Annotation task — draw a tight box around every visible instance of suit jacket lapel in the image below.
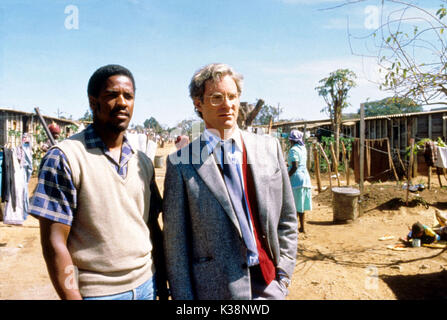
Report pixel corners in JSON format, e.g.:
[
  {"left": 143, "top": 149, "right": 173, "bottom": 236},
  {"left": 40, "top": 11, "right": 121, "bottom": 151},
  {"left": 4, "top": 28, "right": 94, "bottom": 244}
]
[
  {"left": 240, "top": 131, "right": 269, "bottom": 236},
  {"left": 191, "top": 135, "right": 242, "bottom": 237}
]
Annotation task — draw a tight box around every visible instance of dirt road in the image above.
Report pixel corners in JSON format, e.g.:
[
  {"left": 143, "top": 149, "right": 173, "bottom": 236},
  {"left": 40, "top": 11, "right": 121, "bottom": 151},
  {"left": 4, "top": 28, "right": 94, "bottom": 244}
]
[{"left": 1, "top": 142, "right": 446, "bottom": 299}]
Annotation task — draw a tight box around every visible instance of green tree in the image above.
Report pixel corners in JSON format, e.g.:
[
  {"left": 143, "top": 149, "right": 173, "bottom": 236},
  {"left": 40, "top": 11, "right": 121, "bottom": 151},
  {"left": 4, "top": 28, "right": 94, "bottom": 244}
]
[
  {"left": 253, "top": 104, "right": 284, "bottom": 125},
  {"left": 143, "top": 117, "right": 162, "bottom": 133},
  {"left": 361, "top": 97, "right": 422, "bottom": 117},
  {"left": 79, "top": 109, "right": 93, "bottom": 122},
  {"left": 315, "top": 68, "right": 357, "bottom": 159},
  {"left": 172, "top": 118, "right": 204, "bottom": 139}
]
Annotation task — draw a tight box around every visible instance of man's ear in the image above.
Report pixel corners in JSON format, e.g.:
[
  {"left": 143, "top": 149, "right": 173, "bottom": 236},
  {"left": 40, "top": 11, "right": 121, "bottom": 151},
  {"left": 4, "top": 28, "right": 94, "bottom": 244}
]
[
  {"left": 193, "top": 98, "right": 202, "bottom": 113},
  {"left": 88, "top": 96, "right": 98, "bottom": 112}
]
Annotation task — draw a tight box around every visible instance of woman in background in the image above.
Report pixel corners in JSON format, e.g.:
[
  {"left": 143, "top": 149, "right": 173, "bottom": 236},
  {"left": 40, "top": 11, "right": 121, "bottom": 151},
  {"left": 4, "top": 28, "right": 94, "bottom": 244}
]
[{"left": 288, "top": 130, "right": 312, "bottom": 233}]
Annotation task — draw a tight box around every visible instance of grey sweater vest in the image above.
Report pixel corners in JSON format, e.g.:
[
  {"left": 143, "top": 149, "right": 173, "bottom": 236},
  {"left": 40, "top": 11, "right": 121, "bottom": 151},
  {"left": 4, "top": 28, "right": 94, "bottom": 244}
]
[{"left": 56, "top": 131, "right": 154, "bottom": 297}]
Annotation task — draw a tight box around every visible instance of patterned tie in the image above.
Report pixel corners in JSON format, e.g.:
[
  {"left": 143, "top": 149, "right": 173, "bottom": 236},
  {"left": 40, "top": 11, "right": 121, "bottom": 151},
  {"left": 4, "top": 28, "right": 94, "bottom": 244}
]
[{"left": 219, "top": 140, "right": 258, "bottom": 259}]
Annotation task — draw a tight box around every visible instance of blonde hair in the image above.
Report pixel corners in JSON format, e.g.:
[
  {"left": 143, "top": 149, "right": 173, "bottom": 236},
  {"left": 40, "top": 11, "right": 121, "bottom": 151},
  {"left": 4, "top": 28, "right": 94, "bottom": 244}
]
[{"left": 189, "top": 63, "right": 243, "bottom": 118}]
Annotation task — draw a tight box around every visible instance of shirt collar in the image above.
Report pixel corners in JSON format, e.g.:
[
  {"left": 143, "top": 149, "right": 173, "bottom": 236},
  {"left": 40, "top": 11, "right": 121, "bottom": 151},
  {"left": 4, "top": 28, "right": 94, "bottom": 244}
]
[
  {"left": 84, "top": 124, "right": 134, "bottom": 165},
  {"left": 203, "top": 127, "right": 243, "bottom": 155},
  {"left": 84, "top": 124, "right": 133, "bottom": 150},
  {"left": 84, "top": 124, "right": 105, "bottom": 150}
]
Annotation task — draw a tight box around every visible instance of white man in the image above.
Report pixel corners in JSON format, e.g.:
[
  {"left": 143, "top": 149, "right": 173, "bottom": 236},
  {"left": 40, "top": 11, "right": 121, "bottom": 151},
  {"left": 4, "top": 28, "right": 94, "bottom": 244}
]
[{"left": 162, "top": 63, "right": 298, "bottom": 300}]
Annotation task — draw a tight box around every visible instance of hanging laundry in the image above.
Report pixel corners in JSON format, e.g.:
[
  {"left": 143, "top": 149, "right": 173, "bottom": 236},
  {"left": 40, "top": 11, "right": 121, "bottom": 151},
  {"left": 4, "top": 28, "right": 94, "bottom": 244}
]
[
  {"left": 18, "top": 137, "right": 33, "bottom": 219},
  {"left": 22, "top": 142, "right": 33, "bottom": 183},
  {"left": 2, "top": 148, "right": 16, "bottom": 210},
  {"left": 0, "top": 149, "right": 3, "bottom": 199},
  {"left": 3, "top": 148, "right": 26, "bottom": 225},
  {"left": 435, "top": 146, "right": 447, "bottom": 169},
  {"left": 423, "top": 140, "right": 438, "bottom": 167}
]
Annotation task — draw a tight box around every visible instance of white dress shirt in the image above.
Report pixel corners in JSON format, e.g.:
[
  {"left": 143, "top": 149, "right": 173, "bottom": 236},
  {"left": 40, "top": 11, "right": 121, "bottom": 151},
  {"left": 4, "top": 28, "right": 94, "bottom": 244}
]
[{"left": 202, "top": 127, "right": 259, "bottom": 266}]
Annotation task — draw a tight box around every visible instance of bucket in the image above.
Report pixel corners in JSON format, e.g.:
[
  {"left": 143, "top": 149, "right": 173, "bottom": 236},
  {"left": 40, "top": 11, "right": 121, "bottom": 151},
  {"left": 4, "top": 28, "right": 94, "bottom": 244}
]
[
  {"left": 332, "top": 187, "right": 360, "bottom": 224},
  {"left": 154, "top": 155, "right": 165, "bottom": 168},
  {"left": 412, "top": 238, "right": 421, "bottom": 247}
]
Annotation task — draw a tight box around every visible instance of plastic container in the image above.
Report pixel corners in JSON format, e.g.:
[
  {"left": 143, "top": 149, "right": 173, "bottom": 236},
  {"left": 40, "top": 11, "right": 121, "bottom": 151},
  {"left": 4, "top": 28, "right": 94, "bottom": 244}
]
[
  {"left": 332, "top": 187, "right": 361, "bottom": 224},
  {"left": 154, "top": 155, "right": 165, "bottom": 168}
]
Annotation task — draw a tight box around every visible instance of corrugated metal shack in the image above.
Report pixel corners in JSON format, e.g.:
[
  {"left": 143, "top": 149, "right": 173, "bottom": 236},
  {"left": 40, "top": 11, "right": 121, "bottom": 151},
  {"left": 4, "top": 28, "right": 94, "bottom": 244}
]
[
  {"left": 0, "top": 107, "right": 79, "bottom": 147},
  {"left": 265, "top": 108, "right": 447, "bottom": 175}
]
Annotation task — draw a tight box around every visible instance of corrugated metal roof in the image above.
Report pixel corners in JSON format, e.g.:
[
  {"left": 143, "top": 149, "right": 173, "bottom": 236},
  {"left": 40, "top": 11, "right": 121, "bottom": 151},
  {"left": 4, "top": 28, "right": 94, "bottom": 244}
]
[
  {"left": 357, "top": 108, "right": 447, "bottom": 121},
  {"left": 265, "top": 108, "right": 447, "bottom": 128},
  {"left": 0, "top": 107, "right": 80, "bottom": 125}
]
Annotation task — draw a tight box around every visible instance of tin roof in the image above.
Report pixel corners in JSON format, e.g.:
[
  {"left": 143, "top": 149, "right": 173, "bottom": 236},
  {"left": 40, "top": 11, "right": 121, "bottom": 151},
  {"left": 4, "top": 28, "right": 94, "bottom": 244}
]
[
  {"left": 0, "top": 107, "right": 80, "bottom": 125},
  {"left": 266, "top": 108, "right": 447, "bottom": 128}
]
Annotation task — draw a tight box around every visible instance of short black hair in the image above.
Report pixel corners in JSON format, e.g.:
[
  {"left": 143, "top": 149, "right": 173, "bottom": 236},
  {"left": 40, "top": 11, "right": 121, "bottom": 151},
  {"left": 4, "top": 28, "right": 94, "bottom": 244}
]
[
  {"left": 412, "top": 222, "right": 424, "bottom": 236},
  {"left": 87, "top": 64, "right": 136, "bottom": 98}
]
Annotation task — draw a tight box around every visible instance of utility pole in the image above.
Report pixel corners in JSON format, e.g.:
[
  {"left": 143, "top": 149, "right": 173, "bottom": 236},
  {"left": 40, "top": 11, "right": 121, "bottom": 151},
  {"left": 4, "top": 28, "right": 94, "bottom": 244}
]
[
  {"left": 277, "top": 103, "right": 281, "bottom": 122},
  {"left": 359, "top": 103, "right": 365, "bottom": 216},
  {"left": 35, "top": 107, "right": 56, "bottom": 146}
]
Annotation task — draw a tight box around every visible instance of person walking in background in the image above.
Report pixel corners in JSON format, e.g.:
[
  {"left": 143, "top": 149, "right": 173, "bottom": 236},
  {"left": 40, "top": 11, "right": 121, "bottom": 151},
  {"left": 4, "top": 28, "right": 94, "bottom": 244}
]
[{"left": 288, "top": 129, "right": 312, "bottom": 233}]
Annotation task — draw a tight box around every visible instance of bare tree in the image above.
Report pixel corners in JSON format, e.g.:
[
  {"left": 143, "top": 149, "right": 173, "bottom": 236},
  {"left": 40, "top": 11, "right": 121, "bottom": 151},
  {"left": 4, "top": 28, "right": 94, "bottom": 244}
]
[
  {"left": 346, "top": 0, "right": 447, "bottom": 106},
  {"left": 237, "top": 99, "right": 265, "bottom": 129}
]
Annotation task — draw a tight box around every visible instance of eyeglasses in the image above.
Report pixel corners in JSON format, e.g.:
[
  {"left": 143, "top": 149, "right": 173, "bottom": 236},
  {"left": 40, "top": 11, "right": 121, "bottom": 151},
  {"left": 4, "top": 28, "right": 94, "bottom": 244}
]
[{"left": 206, "top": 92, "right": 239, "bottom": 107}]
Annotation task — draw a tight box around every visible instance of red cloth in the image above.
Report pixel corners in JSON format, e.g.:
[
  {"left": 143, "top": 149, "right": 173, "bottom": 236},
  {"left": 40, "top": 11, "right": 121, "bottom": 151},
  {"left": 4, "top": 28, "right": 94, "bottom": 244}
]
[
  {"left": 241, "top": 142, "right": 276, "bottom": 285},
  {"left": 48, "top": 123, "right": 61, "bottom": 134}
]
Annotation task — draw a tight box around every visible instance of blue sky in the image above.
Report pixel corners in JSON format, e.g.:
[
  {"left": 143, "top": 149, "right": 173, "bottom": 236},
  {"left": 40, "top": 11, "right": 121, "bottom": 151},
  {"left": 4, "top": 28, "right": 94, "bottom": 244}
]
[{"left": 0, "top": 0, "right": 442, "bottom": 128}]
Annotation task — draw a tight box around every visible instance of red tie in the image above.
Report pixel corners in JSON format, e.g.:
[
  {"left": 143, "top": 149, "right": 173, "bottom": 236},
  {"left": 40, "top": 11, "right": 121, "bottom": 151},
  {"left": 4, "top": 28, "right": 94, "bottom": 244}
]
[{"left": 241, "top": 141, "right": 276, "bottom": 285}]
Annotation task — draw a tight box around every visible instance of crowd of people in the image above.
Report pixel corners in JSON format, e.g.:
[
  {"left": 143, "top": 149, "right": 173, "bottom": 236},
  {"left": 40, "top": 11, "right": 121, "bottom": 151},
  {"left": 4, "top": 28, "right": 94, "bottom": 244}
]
[{"left": 27, "top": 63, "right": 313, "bottom": 300}]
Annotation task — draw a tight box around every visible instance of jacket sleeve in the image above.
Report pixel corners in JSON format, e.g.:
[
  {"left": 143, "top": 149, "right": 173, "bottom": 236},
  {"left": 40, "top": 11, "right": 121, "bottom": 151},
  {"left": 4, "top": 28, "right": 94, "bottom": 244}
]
[
  {"left": 162, "top": 156, "right": 195, "bottom": 299},
  {"left": 275, "top": 138, "right": 299, "bottom": 278}
]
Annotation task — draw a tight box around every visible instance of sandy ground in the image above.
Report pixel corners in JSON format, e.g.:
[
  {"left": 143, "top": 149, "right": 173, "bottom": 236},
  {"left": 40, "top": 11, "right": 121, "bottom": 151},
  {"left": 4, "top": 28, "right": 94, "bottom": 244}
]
[{"left": 1, "top": 142, "right": 447, "bottom": 300}]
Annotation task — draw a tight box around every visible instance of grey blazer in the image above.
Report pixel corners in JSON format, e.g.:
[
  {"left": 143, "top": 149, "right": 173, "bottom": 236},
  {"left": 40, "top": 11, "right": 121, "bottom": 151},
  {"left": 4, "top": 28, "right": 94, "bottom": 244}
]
[{"left": 162, "top": 130, "right": 298, "bottom": 300}]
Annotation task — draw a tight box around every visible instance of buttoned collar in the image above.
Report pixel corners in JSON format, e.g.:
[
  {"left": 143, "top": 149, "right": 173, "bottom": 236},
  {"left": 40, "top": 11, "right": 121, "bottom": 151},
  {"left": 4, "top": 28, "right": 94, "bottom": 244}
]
[{"left": 202, "top": 127, "right": 243, "bottom": 156}]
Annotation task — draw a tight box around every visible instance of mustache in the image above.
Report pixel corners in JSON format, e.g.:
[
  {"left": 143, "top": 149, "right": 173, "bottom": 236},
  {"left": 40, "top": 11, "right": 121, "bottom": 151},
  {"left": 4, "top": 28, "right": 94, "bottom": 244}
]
[{"left": 110, "top": 107, "right": 130, "bottom": 117}]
